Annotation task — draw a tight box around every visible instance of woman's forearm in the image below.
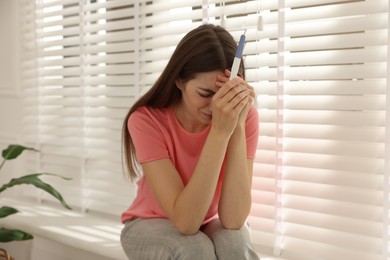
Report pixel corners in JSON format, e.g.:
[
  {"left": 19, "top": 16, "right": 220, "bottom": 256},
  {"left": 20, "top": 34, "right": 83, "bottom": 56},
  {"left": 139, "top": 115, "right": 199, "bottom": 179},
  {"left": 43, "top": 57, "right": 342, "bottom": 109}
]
[
  {"left": 218, "top": 126, "right": 252, "bottom": 229},
  {"left": 171, "top": 128, "right": 229, "bottom": 235}
]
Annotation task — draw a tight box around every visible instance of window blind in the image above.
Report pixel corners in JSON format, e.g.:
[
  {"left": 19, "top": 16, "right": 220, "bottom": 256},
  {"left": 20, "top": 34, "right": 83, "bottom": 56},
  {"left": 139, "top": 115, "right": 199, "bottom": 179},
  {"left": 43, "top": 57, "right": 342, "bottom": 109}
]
[
  {"left": 239, "top": 0, "right": 386, "bottom": 259},
  {"left": 17, "top": 0, "right": 390, "bottom": 259},
  {"left": 19, "top": 0, "right": 139, "bottom": 216},
  {"left": 18, "top": 0, "right": 206, "bottom": 215}
]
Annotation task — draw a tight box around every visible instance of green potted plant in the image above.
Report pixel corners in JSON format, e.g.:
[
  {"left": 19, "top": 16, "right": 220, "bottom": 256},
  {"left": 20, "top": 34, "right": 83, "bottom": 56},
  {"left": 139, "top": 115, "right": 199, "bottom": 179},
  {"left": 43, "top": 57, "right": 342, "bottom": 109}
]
[{"left": 0, "top": 144, "right": 71, "bottom": 257}]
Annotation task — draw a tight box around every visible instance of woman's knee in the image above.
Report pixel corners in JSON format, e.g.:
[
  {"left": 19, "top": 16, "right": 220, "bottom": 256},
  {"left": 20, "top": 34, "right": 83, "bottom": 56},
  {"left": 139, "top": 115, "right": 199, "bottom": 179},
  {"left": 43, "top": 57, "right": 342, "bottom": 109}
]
[
  {"left": 174, "top": 232, "right": 216, "bottom": 260},
  {"left": 122, "top": 232, "right": 216, "bottom": 260},
  {"left": 203, "top": 220, "right": 259, "bottom": 260},
  {"left": 121, "top": 218, "right": 216, "bottom": 260}
]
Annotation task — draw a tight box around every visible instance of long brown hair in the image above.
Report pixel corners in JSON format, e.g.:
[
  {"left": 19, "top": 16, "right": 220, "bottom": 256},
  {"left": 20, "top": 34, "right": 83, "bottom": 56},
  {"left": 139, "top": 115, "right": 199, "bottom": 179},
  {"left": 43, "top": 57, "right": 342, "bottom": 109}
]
[{"left": 122, "top": 24, "right": 245, "bottom": 179}]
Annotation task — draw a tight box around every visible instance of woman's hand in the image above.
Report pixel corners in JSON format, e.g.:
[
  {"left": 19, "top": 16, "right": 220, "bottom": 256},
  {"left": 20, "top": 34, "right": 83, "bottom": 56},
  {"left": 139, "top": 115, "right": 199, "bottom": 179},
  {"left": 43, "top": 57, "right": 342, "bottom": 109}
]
[
  {"left": 216, "top": 70, "right": 255, "bottom": 128},
  {"left": 210, "top": 71, "right": 251, "bottom": 137}
]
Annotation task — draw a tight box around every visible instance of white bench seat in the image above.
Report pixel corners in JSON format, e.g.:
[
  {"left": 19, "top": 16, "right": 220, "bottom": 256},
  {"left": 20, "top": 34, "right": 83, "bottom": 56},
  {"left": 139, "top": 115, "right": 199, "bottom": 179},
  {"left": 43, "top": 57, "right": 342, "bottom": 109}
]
[{"left": 0, "top": 198, "right": 127, "bottom": 260}]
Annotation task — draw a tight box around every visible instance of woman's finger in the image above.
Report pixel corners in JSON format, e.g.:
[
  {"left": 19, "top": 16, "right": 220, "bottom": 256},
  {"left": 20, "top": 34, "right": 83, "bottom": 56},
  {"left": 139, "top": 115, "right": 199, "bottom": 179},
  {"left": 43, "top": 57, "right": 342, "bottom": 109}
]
[
  {"left": 216, "top": 74, "right": 229, "bottom": 87},
  {"left": 214, "top": 77, "right": 242, "bottom": 98},
  {"left": 223, "top": 88, "right": 251, "bottom": 111}
]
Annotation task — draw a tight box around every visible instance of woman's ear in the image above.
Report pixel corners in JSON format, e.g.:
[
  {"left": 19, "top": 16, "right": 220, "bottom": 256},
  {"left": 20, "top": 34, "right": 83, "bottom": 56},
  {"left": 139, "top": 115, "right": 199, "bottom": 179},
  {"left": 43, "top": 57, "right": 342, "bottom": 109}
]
[{"left": 175, "top": 79, "right": 184, "bottom": 90}]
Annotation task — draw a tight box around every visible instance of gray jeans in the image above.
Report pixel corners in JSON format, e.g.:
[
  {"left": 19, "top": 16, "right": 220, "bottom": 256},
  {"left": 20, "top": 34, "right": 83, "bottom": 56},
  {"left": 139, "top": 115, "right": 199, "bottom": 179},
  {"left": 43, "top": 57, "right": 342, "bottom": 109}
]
[{"left": 121, "top": 218, "right": 260, "bottom": 260}]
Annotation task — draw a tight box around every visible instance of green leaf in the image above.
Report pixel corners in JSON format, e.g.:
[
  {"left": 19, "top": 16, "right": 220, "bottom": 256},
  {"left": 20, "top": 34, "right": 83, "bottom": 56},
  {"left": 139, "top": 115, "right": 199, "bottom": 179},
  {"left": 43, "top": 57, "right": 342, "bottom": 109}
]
[
  {"left": 0, "top": 173, "right": 72, "bottom": 210},
  {"left": 2, "top": 144, "right": 38, "bottom": 160},
  {"left": 0, "top": 206, "right": 18, "bottom": 218},
  {"left": 1, "top": 144, "right": 39, "bottom": 170},
  {"left": 0, "top": 227, "right": 33, "bottom": 242}
]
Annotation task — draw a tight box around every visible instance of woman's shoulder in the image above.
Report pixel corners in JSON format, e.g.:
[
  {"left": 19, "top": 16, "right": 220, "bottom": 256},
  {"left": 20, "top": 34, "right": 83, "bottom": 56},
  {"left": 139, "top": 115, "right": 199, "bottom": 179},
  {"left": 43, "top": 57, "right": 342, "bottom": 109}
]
[{"left": 129, "top": 106, "right": 172, "bottom": 124}]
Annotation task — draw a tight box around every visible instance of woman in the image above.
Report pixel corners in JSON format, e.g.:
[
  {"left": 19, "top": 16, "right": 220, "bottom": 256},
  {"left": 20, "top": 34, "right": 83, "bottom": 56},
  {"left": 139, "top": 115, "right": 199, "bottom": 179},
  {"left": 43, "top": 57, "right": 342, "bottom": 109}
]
[{"left": 121, "top": 24, "right": 259, "bottom": 260}]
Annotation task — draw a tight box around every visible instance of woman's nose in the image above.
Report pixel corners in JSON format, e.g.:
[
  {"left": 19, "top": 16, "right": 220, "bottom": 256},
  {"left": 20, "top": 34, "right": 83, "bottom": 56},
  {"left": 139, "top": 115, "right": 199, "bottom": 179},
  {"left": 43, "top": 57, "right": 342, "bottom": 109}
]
[{"left": 208, "top": 102, "right": 213, "bottom": 112}]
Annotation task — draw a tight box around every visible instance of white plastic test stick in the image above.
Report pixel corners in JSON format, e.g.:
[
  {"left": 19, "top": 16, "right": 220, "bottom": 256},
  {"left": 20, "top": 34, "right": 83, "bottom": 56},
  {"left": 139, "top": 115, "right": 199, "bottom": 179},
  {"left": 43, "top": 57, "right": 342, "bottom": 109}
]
[{"left": 229, "top": 33, "right": 246, "bottom": 80}]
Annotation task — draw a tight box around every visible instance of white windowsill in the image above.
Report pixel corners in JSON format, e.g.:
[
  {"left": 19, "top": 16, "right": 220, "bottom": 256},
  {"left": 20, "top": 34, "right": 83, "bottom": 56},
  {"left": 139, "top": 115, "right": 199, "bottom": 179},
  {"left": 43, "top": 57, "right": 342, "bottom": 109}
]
[
  {"left": 0, "top": 198, "right": 127, "bottom": 260},
  {"left": 1, "top": 198, "right": 285, "bottom": 260}
]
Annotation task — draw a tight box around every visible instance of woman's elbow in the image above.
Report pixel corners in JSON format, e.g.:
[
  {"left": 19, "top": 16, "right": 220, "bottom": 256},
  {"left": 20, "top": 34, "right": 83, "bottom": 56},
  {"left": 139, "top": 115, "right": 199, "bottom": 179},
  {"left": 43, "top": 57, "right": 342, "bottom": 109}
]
[
  {"left": 176, "top": 225, "right": 199, "bottom": 236},
  {"left": 219, "top": 215, "right": 246, "bottom": 230},
  {"left": 219, "top": 205, "right": 251, "bottom": 230},
  {"left": 220, "top": 221, "right": 245, "bottom": 230},
  {"left": 173, "top": 220, "right": 200, "bottom": 236}
]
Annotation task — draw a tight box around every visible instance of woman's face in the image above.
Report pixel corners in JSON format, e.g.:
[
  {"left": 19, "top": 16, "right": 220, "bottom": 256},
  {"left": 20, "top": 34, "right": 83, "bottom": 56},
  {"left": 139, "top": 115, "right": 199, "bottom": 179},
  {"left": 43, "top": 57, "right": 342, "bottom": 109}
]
[{"left": 175, "top": 70, "right": 223, "bottom": 132}]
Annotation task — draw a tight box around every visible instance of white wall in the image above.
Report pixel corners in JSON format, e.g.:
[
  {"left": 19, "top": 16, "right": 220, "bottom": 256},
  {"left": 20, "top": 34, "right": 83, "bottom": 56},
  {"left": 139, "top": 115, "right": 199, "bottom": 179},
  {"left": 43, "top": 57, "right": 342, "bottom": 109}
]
[
  {"left": 0, "top": 0, "right": 21, "bottom": 140},
  {"left": 0, "top": 0, "right": 22, "bottom": 200}
]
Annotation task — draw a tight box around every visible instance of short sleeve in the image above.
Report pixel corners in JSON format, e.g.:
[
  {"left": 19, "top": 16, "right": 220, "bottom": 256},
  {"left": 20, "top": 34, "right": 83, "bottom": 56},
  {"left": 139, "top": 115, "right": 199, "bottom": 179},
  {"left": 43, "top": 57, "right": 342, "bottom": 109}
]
[
  {"left": 128, "top": 108, "right": 170, "bottom": 163},
  {"left": 245, "top": 105, "right": 259, "bottom": 159}
]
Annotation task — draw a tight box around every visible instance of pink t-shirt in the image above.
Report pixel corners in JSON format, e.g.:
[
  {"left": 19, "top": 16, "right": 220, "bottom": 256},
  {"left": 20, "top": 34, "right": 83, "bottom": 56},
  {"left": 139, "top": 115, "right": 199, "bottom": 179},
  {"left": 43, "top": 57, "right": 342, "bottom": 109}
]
[{"left": 121, "top": 105, "right": 259, "bottom": 224}]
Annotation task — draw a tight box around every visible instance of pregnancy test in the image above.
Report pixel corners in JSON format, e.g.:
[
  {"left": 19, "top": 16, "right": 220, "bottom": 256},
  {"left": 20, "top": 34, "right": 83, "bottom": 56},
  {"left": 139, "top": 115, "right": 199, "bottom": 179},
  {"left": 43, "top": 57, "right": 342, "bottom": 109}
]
[{"left": 230, "top": 33, "right": 246, "bottom": 80}]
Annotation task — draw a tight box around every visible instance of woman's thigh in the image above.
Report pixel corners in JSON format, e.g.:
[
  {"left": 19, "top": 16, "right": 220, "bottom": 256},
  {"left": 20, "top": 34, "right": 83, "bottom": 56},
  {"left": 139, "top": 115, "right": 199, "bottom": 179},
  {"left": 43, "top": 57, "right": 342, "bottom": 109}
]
[
  {"left": 121, "top": 218, "right": 216, "bottom": 260},
  {"left": 201, "top": 219, "right": 260, "bottom": 260}
]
